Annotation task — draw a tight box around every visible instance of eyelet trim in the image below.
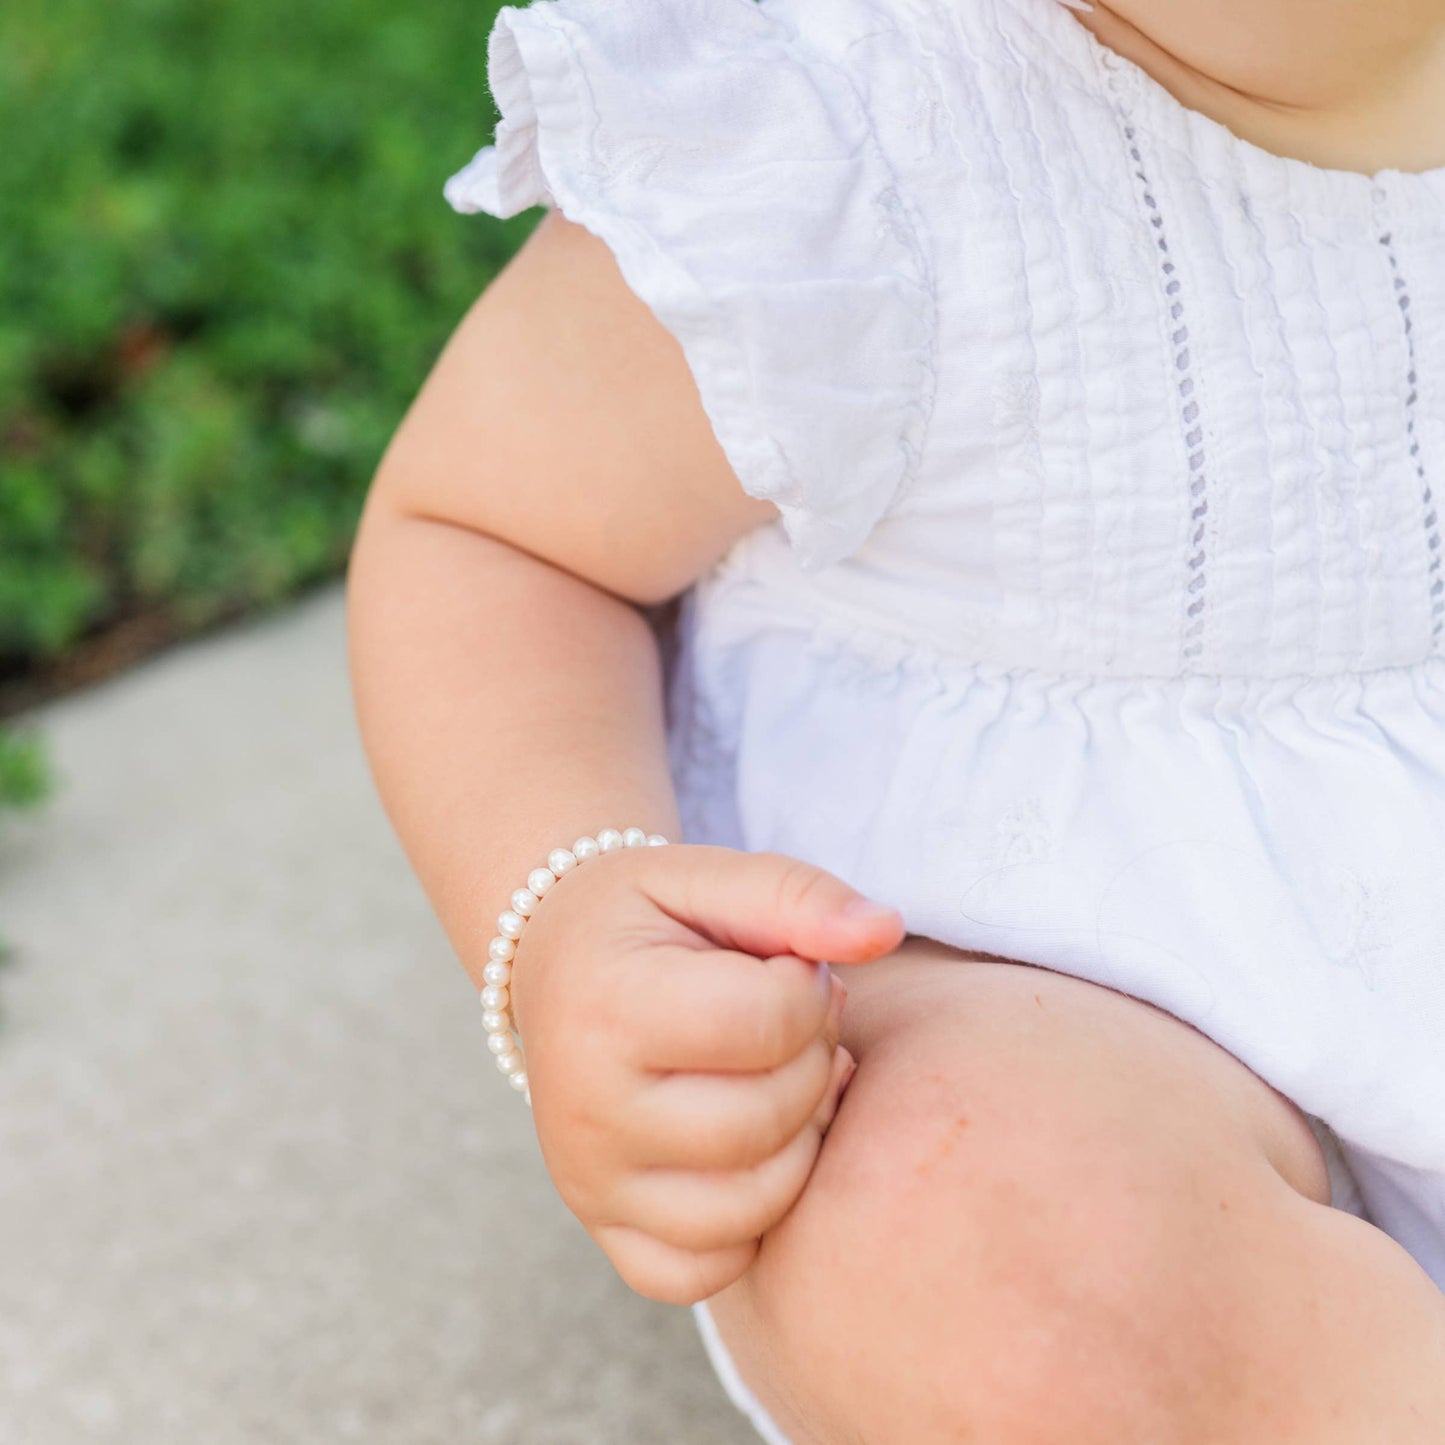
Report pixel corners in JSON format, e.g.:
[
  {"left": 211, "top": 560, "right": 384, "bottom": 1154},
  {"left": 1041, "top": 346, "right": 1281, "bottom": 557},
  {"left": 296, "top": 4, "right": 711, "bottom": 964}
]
[
  {"left": 1118, "top": 121, "right": 1210, "bottom": 668},
  {"left": 1376, "top": 220, "right": 1442, "bottom": 650}
]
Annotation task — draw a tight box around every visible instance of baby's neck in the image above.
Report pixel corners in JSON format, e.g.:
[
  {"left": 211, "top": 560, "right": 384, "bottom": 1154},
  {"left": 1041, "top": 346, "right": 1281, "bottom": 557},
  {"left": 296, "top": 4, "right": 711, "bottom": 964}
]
[{"left": 1065, "top": 0, "right": 1445, "bottom": 175}]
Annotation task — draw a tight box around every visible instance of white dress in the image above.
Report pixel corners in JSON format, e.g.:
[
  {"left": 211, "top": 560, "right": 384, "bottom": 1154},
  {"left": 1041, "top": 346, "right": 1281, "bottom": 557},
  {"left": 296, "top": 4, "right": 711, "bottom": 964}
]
[{"left": 445, "top": 0, "right": 1445, "bottom": 1434}]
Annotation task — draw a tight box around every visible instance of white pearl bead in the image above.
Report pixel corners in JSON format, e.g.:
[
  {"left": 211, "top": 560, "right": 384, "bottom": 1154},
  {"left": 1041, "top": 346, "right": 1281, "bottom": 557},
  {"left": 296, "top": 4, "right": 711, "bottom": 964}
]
[
  {"left": 510, "top": 888, "right": 539, "bottom": 917},
  {"left": 481, "top": 1010, "right": 507, "bottom": 1033},
  {"left": 497, "top": 910, "right": 525, "bottom": 939},
  {"left": 483, "top": 960, "right": 511, "bottom": 987},
  {"left": 646, "top": 834, "right": 669, "bottom": 847},
  {"left": 572, "top": 836, "right": 600, "bottom": 862},
  {"left": 596, "top": 828, "right": 623, "bottom": 852},
  {"left": 509, "top": 1071, "right": 529, "bottom": 1093},
  {"left": 526, "top": 867, "right": 556, "bottom": 896},
  {"left": 547, "top": 848, "right": 577, "bottom": 875},
  {"left": 480, "top": 984, "right": 509, "bottom": 1012},
  {"left": 496, "top": 1051, "right": 524, "bottom": 1075},
  {"left": 622, "top": 827, "right": 648, "bottom": 848},
  {"left": 487, "top": 936, "right": 516, "bottom": 963},
  {"left": 486, "top": 1031, "right": 514, "bottom": 1055}
]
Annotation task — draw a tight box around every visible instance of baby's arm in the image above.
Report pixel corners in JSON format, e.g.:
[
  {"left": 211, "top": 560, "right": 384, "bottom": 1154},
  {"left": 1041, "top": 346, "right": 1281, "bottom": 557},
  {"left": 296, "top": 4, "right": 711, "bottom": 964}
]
[
  {"left": 348, "top": 210, "right": 775, "bottom": 927},
  {"left": 347, "top": 211, "right": 903, "bottom": 1302}
]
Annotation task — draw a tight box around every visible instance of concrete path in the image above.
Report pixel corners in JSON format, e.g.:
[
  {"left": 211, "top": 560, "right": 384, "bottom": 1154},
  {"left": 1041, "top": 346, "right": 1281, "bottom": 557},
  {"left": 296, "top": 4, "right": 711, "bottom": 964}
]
[{"left": 0, "top": 585, "right": 755, "bottom": 1445}]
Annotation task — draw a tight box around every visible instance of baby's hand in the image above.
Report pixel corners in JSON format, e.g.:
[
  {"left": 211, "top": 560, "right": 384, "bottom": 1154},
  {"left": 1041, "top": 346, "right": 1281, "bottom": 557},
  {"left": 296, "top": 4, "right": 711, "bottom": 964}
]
[{"left": 506, "top": 843, "right": 905, "bottom": 1305}]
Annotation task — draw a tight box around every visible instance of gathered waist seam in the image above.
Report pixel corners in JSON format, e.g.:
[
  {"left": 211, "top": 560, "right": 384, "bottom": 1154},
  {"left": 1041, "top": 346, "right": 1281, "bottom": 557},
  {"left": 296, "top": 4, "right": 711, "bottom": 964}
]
[{"left": 694, "top": 560, "right": 1445, "bottom": 689}]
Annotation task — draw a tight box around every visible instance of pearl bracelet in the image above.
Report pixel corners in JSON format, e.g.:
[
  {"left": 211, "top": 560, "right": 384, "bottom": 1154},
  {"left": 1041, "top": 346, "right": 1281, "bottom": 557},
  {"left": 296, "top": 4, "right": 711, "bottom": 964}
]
[{"left": 480, "top": 826, "right": 669, "bottom": 1107}]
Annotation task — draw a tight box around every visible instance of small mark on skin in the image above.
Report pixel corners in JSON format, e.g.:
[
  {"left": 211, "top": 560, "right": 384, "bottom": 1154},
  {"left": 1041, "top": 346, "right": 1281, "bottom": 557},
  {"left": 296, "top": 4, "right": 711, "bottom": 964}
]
[
  {"left": 1033, "top": 993, "right": 1044, "bottom": 1008},
  {"left": 1219, "top": 1199, "right": 1230, "bottom": 1212},
  {"left": 914, "top": 1115, "right": 972, "bottom": 1179}
]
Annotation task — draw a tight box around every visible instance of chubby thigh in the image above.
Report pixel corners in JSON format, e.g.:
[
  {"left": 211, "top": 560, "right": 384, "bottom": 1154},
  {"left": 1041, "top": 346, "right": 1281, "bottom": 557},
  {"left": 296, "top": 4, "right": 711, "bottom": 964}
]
[{"left": 701, "top": 938, "right": 1445, "bottom": 1445}]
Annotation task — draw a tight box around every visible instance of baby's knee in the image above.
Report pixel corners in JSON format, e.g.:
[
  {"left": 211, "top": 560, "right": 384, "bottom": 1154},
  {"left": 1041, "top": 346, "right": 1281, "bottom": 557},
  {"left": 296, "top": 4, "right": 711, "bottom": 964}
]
[{"left": 727, "top": 1021, "right": 1264, "bottom": 1443}]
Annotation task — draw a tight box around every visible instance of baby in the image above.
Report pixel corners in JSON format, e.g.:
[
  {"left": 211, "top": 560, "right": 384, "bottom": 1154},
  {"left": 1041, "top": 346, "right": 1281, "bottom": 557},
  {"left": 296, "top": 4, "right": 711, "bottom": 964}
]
[{"left": 347, "top": 0, "right": 1445, "bottom": 1438}]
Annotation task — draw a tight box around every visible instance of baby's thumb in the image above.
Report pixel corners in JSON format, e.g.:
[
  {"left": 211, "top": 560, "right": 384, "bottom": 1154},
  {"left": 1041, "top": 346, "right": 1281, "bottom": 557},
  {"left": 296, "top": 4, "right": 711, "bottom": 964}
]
[{"left": 649, "top": 845, "right": 905, "bottom": 965}]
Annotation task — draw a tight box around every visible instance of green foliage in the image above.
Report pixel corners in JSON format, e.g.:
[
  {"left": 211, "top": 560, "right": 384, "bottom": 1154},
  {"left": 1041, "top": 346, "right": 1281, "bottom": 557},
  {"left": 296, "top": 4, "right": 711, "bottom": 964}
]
[
  {"left": 0, "top": 0, "right": 532, "bottom": 669},
  {"left": 0, "top": 0, "right": 537, "bottom": 820},
  {"left": 0, "top": 729, "right": 49, "bottom": 812}
]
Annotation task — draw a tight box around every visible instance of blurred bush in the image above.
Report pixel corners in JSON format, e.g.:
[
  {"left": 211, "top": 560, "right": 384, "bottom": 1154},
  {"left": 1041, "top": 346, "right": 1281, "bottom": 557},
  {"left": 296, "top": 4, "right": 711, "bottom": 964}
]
[
  {"left": 0, "top": 729, "right": 48, "bottom": 812},
  {"left": 0, "top": 0, "right": 535, "bottom": 784}
]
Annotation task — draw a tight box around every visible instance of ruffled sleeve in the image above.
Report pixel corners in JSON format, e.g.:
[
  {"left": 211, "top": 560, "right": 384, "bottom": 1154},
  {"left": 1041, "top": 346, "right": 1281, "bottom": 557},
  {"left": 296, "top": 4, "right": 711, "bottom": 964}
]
[{"left": 442, "top": 0, "right": 935, "bottom": 571}]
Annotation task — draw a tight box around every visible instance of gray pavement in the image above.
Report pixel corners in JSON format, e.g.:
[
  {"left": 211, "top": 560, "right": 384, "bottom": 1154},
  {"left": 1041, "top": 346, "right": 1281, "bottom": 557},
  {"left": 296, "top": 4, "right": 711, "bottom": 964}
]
[{"left": 0, "top": 585, "right": 754, "bottom": 1445}]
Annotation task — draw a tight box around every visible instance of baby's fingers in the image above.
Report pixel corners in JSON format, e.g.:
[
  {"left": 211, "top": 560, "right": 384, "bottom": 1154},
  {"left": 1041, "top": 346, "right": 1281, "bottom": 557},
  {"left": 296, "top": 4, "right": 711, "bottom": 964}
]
[
  {"left": 813, "top": 1044, "right": 858, "bottom": 1136},
  {"left": 633, "top": 945, "right": 833, "bottom": 1073},
  {"left": 610, "top": 1119, "right": 827, "bottom": 1255},
  {"left": 593, "top": 1223, "right": 758, "bottom": 1306},
  {"left": 808, "top": 976, "right": 854, "bottom": 1134},
  {"left": 621, "top": 1034, "right": 836, "bottom": 1170},
  {"left": 617, "top": 971, "right": 847, "bottom": 1171}
]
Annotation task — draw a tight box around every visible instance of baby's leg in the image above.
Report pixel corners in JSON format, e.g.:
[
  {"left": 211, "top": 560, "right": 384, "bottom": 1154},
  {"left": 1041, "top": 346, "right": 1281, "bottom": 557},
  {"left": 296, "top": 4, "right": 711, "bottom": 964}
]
[{"left": 703, "top": 939, "right": 1445, "bottom": 1444}]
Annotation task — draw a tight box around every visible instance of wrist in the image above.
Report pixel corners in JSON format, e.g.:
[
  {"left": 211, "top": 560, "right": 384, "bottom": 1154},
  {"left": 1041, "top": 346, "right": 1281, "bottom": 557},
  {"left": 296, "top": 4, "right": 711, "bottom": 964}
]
[{"left": 479, "top": 825, "right": 671, "bottom": 1106}]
